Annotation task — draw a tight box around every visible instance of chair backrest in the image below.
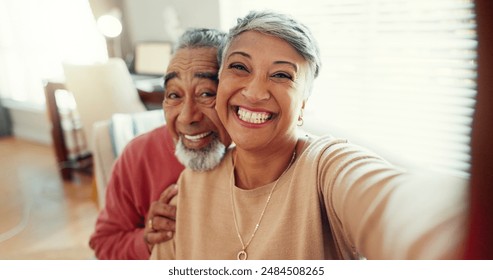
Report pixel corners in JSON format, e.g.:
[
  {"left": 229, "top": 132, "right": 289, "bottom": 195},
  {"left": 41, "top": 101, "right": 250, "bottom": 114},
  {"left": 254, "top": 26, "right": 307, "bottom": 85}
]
[
  {"left": 63, "top": 58, "right": 146, "bottom": 150},
  {"left": 92, "top": 110, "right": 165, "bottom": 208}
]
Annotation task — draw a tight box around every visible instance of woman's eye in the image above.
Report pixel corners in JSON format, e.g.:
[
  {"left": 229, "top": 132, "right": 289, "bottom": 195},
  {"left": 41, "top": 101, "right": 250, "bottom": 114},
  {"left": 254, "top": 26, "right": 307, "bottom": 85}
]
[
  {"left": 272, "top": 72, "right": 293, "bottom": 80},
  {"left": 229, "top": 63, "right": 248, "bottom": 72}
]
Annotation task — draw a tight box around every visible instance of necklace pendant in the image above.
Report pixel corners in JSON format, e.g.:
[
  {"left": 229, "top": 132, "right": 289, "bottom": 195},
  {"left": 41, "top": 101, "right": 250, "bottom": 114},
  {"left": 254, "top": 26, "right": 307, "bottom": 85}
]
[{"left": 237, "top": 250, "right": 248, "bottom": 260}]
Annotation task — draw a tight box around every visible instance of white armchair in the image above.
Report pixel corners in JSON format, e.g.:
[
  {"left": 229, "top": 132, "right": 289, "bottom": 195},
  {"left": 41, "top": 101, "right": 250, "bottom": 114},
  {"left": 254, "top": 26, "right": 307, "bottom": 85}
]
[
  {"left": 91, "top": 110, "right": 165, "bottom": 208},
  {"left": 62, "top": 58, "right": 147, "bottom": 152}
]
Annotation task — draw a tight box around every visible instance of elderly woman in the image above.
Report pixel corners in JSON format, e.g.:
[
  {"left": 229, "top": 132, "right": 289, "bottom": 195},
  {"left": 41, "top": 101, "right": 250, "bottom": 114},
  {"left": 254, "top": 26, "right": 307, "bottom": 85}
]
[{"left": 151, "top": 10, "right": 467, "bottom": 260}]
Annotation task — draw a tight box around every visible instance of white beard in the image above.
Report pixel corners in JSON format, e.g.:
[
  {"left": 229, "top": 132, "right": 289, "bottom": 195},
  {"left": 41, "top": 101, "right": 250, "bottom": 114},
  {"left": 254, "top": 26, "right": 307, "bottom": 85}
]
[{"left": 174, "top": 135, "right": 226, "bottom": 171}]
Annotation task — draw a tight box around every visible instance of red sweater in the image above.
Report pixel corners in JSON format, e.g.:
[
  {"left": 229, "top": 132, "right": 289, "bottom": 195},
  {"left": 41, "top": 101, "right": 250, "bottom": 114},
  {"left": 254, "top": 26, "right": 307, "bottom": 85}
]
[{"left": 89, "top": 125, "right": 184, "bottom": 259}]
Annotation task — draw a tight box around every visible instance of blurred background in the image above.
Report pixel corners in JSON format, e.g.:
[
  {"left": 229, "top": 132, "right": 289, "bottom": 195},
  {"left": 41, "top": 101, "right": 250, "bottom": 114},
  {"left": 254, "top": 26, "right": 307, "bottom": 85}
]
[{"left": 0, "top": 0, "right": 490, "bottom": 259}]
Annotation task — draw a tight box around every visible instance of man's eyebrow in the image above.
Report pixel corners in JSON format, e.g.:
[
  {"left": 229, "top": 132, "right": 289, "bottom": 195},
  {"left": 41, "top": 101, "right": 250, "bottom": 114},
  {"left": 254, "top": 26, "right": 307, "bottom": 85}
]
[
  {"left": 195, "top": 71, "right": 218, "bottom": 81},
  {"left": 164, "top": 72, "right": 178, "bottom": 86}
]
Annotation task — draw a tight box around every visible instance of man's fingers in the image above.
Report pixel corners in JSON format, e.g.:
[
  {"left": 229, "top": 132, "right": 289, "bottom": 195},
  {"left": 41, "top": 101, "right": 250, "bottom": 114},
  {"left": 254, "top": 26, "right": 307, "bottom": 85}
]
[
  {"left": 159, "top": 184, "right": 178, "bottom": 203},
  {"left": 151, "top": 201, "right": 176, "bottom": 220},
  {"left": 145, "top": 231, "right": 174, "bottom": 245},
  {"left": 151, "top": 215, "right": 176, "bottom": 232},
  {"left": 145, "top": 184, "right": 178, "bottom": 250}
]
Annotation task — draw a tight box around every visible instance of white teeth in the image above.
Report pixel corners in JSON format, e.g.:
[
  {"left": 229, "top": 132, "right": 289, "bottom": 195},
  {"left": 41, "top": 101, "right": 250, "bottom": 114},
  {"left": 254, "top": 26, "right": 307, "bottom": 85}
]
[
  {"left": 184, "top": 132, "right": 211, "bottom": 141},
  {"left": 237, "top": 107, "right": 271, "bottom": 124}
]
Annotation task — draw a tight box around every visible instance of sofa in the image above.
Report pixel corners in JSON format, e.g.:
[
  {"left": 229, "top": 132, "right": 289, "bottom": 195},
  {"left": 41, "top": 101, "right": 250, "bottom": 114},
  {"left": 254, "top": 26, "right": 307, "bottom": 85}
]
[{"left": 91, "top": 110, "right": 165, "bottom": 207}]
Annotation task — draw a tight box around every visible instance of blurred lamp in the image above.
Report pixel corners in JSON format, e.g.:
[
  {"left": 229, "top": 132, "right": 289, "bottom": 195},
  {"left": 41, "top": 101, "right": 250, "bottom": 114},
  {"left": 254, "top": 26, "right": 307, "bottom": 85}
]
[
  {"left": 97, "top": 14, "right": 122, "bottom": 38},
  {"left": 96, "top": 9, "right": 123, "bottom": 57}
]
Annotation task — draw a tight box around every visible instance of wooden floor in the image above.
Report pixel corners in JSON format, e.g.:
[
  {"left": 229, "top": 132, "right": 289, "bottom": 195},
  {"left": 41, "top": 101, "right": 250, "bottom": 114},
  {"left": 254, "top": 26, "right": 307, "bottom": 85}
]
[{"left": 0, "top": 137, "right": 99, "bottom": 259}]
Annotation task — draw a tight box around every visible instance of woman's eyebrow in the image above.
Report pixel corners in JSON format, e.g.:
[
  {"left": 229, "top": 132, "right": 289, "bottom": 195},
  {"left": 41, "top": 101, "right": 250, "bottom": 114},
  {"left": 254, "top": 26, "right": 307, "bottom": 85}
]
[
  {"left": 273, "top": 61, "right": 298, "bottom": 72},
  {"left": 227, "top": 51, "right": 250, "bottom": 59},
  {"left": 228, "top": 51, "right": 298, "bottom": 72}
]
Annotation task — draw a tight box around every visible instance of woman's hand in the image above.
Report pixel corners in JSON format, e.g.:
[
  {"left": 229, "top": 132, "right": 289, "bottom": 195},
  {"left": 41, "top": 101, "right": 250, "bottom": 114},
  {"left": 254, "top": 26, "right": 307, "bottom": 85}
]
[{"left": 144, "top": 184, "right": 178, "bottom": 252}]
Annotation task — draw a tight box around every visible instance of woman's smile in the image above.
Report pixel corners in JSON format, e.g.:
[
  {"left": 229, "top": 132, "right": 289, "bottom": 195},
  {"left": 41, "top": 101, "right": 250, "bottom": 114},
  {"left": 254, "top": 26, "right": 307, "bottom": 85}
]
[{"left": 234, "top": 106, "right": 274, "bottom": 125}]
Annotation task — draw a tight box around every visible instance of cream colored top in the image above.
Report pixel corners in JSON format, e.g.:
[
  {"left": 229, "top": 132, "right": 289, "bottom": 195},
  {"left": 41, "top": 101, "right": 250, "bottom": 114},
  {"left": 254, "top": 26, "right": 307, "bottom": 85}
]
[{"left": 151, "top": 136, "right": 467, "bottom": 259}]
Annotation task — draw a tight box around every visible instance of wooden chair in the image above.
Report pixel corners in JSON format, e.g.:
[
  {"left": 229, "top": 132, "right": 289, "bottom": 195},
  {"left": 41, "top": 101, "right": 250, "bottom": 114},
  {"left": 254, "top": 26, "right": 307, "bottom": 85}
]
[{"left": 44, "top": 81, "right": 92, "bottom": 180}]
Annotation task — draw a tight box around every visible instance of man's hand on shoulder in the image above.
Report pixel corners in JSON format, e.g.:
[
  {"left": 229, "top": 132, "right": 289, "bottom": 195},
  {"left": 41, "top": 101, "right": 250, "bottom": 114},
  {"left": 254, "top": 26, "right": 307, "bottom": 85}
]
[{"left": 144, "top": 184, "right": 178, "bottom": 252}]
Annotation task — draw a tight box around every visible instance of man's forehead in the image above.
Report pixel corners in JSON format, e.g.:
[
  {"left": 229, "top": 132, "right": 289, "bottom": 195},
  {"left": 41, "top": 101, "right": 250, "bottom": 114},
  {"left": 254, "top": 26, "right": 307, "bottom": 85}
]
[
  {"left": 167, "top": 48, "right": 218, "bottom": 70},
  {"left": 164, "top": 48, "right": 219, "bottom": 84}
]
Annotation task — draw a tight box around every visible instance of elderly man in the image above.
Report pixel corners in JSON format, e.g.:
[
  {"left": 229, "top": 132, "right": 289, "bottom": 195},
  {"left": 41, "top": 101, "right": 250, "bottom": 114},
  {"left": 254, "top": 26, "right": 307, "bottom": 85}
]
[{"left": 89, "top": 28, "right": 231, "bottom": 259}]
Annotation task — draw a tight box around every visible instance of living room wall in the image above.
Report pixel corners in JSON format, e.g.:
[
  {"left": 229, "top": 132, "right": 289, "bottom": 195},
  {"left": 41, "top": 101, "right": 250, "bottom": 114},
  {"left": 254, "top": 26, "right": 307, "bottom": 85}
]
[
  {"left": 90, "top": 0, "right": 221, "bottom": 61},
  {"left": 123, "top": 0, "right": 221, "bottom": 42}
]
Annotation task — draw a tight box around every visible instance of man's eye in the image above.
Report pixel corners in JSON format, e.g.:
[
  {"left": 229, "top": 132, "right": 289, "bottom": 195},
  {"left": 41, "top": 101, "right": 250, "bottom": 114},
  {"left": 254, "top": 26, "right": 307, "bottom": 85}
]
[
  {"left": 196, "top": 91, "right": 216, "bottom": 106},
  {"left": 199, "top": 91, "right": 216, "bottom": 98},
  {"left": 166, "top": 93, "right": 179, "bottom": 99},
  {"left": 164, "top": 92, "right": 182, "bottom": 106}
]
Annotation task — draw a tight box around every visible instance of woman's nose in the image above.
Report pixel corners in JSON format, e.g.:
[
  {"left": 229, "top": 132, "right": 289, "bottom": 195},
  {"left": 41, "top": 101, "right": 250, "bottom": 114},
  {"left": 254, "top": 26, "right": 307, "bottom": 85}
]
[{"left": 241, "top": 76, "right": 270, "bottom": 103}]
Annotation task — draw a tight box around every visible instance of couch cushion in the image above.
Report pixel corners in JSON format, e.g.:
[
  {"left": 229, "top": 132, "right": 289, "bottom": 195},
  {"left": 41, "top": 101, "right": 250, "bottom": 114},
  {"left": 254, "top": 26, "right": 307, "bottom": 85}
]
[{"left": 110, "top": 110, "right": 165, "bottom": 157}]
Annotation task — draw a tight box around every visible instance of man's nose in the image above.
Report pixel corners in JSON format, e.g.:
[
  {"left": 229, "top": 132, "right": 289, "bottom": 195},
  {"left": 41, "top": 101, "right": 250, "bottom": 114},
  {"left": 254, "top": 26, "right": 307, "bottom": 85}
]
[
  {"left": 177, "top": 97, "right": 203, "bottom": 124},
  {"left": 241, "top": 75, "right": 270, "bottom": 103}
]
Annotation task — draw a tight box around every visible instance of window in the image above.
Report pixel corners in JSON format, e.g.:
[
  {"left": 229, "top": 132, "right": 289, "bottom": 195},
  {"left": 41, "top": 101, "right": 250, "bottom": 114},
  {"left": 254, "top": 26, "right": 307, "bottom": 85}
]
[
  {"left": 0, "top": 0, "right": 107, "bottom": 105},
  {"left": 220, "top": 0, "right": 477, "bottom": 178}
]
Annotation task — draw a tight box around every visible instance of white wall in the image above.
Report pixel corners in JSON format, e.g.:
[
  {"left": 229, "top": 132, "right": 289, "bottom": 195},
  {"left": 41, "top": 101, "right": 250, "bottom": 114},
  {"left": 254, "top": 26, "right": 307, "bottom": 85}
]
[{"left": 123, "top": 0, "right": 221, "bottom": 44}]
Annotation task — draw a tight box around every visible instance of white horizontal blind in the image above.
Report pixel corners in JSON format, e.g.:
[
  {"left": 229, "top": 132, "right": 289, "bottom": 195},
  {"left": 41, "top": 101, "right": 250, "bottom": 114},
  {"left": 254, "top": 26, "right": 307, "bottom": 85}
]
[{"left": 220, "top": 0, "right": 477, "bottom": 178}]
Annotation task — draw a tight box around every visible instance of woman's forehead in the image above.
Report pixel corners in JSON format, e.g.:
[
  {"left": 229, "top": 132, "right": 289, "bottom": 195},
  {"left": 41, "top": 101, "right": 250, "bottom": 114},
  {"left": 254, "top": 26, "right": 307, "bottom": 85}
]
[{"left": 227, "top": 31, "right": 304, "bottom": 62}]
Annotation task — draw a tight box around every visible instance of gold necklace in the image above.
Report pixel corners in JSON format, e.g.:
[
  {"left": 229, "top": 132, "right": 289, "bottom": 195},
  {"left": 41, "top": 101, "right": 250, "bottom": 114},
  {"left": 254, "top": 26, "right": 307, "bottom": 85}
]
[{"left": 230, "top": 145, "right": 297, "bottom": 260}]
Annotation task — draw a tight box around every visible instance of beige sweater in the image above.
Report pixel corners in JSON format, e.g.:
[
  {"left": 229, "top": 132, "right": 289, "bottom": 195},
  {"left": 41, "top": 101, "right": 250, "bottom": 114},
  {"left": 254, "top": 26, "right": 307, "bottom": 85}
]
[{"left": 151, "top": 136, "right": 467, "bottom": 259}]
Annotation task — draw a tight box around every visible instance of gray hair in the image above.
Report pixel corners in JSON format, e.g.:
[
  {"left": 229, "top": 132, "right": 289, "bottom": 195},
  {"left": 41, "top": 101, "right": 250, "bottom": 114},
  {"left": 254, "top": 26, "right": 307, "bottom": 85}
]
[
  {"left": 218, "top": 10, "right": 321, "bottom": 97},
  {"left": 164, "top": 28, "right": 226, "bottom": 92},
  {"left": 172, "top": 28, "right": 226, "bottom": 53}
]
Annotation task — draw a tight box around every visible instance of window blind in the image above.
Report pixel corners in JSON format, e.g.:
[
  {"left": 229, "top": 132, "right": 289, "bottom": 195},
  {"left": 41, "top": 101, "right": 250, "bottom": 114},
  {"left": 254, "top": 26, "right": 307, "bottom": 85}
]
[{"left": 220, "top": 0, "right": 477, "bottom": 178}]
